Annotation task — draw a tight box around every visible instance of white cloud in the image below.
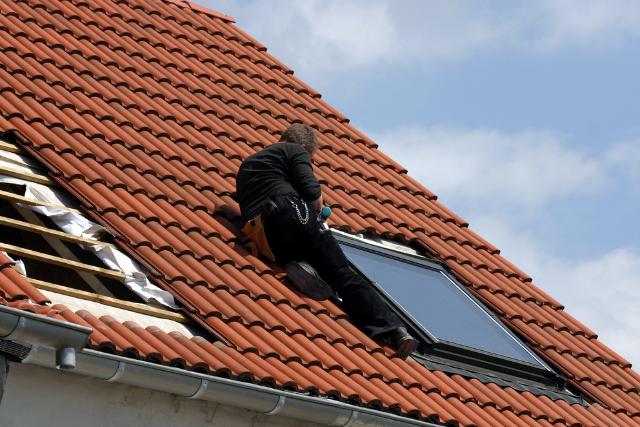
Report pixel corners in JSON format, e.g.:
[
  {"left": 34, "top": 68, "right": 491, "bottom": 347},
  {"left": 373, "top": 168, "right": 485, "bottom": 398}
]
[
  {"left": 293, "top": 1, "right": 396, "bottom": 71},
  {"left": 371, "top": 126, "right": 606, "bottom": 209},
  {"left": 202, "top": 0, "right": 640, "bottom": 80},
  {"left": 468, "top": 216, "right": 640, "bottom": 368},
  {"left": 201, "top": 0, "right": 399, "bottom": 83},
  {"left": 206, "top": 0, "right": 507, "bottom": 80},
  {"left": 383, "top": 1, "right": 506, "bottom": 62},
  {"left": 606, "top": 140, "right": 640, "bottom": 181},
  {"left": 534, "top": 0, "right": 640, "bottom": 50},
  {"left": 550, "top": 247, "right": 640, "bottom": 363}
]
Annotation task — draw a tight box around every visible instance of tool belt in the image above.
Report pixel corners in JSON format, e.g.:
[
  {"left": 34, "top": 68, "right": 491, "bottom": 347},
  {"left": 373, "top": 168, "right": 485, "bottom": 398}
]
[
  {"left": 241, "top": 194, "right": 315, "bottom": 261},
  {"left": 241, "top": 213, "right": 275, "bottom": 262},
  {"left": 242, "top": 196, "right": 283, "bottom": 262}
]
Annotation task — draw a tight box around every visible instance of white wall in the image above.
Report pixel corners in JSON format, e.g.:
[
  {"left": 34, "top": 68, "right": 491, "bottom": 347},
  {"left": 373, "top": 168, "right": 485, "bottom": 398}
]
[{"left": 0, "top": 363, "right": 324, "bottom": 427}]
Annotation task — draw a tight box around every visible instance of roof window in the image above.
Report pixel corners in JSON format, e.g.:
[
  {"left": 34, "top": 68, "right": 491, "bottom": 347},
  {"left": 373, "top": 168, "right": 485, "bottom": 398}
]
[{"left": 333, "top": 231, "right": 563, "bottom": 387}]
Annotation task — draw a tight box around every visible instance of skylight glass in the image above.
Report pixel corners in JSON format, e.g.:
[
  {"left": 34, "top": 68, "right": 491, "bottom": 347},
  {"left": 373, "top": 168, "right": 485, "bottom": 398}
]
[{"left": 340, "top": 243, "right": 541, "bottom": 366}]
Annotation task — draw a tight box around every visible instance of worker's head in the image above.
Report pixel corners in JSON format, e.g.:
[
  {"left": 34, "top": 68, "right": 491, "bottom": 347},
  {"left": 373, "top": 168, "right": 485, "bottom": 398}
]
[{"left": 280, "top": 124, "right": 318, "bottom": 157}]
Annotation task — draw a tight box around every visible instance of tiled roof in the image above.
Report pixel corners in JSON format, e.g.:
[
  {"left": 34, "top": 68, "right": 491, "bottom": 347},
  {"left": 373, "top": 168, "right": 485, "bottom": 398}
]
[{"left": 0, "top": 0, "right": 639, "bottom": 425}]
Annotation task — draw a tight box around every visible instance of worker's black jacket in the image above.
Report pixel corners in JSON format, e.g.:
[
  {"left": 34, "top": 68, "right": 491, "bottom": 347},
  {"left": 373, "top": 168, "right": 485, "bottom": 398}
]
[{"left": 236, "top": 143, "right": 321, "bottom": 223}]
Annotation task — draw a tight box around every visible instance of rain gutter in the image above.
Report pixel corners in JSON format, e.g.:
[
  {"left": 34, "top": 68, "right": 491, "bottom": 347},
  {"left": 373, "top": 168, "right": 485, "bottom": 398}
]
[
  {"left": 0, "top": 305, "right": 439, "bottom": 427},
  {"left": 0, "top": 305, "right": 91, "bottom": 369}
]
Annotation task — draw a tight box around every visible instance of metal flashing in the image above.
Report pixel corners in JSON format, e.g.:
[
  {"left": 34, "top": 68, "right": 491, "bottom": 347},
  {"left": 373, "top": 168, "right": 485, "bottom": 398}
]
[{"left": 414, "top": 355, "right": 586, "bottom": 407}]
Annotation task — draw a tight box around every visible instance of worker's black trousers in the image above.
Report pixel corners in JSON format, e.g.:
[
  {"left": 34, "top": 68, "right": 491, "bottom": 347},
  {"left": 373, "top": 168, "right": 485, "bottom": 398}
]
[{"left": 263, "top": 195, "right": 404, "bottom": 338}]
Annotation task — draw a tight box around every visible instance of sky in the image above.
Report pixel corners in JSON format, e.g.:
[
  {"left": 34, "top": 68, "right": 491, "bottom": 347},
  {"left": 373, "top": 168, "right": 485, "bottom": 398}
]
[{"left": 202, "top": 0, "right": 640, "bottom": 367}]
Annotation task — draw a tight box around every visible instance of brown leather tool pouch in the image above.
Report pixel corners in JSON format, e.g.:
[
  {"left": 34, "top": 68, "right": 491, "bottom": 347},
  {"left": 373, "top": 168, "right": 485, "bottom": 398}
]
[{"left": 241, "top": 214, "right": 276, "bottom": 262}]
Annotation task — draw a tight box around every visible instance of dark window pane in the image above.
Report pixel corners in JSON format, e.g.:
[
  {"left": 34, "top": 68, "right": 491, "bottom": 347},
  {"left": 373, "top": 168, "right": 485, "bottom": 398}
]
[{"left": 341, "top": 244, "right": 539, "bottom": 365}]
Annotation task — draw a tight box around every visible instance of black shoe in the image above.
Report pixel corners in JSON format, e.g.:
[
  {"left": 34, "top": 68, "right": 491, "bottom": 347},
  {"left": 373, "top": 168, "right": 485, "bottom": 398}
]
[
  {"left": 387, "top": 327, "right": 416, "bottom": 358},
  {"left": 284, "top": 261, "right": 333, "bottom": 301}
]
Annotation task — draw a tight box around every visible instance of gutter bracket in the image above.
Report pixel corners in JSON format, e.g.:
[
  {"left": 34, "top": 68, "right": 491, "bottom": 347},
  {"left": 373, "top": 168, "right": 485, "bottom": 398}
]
[
  {"left": 188, "top": 379, "right": 208, "bottom": 399},
  {"left": 105, "top": 361, "right": 126, "bottom": 382},
  {"left": 264, "top": 395, "right": 286, "bottom": 416},
  {"left": 20, "top": 343, "right": 38, "bottom": 364},
  {"left": 343, "top": 411, "right": 359, "bottom": 427},
  {"left": 1, "top": 316, "right": 26, "bottom": 341}
]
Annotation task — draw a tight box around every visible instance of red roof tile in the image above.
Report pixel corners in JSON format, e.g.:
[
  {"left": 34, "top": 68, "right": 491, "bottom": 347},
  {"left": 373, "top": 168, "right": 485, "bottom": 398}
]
[{"left": 1, "top": 0, "right": 639, "bottom": 425}]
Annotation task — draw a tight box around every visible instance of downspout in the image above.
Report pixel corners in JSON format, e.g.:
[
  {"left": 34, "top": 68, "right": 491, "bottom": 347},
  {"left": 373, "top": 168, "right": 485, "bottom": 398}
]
[{"left": 0, "top": 305, "right": 439, "bottom": 427}]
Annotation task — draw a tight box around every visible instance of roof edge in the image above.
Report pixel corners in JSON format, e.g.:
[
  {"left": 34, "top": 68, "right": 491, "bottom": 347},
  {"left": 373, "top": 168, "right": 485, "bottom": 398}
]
[
  {"left": 23, "top": 345, "right": 440, "bottom": 427},
  {"left": 162, "top": 0, "right": 236, "bottom": 23}
]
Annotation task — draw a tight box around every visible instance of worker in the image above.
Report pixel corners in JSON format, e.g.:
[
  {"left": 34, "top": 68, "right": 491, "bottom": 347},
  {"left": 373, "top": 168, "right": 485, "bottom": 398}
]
[{"left": 236, "top": 124, "right": 416, "bottom": 358}]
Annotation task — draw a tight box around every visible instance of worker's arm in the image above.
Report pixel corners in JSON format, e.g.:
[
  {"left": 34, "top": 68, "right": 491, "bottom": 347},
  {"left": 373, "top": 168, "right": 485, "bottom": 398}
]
[
  {"left": 289, "top": 145, "right": 323, "bottom": 207},
  {"left": 308, "top": 195, "right": 323, "bottom": 211}
]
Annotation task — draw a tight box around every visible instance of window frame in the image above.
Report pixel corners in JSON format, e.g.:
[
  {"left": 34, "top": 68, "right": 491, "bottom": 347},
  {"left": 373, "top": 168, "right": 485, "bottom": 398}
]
[{"left": 333, "top": 231, "right": 560, "bottom": 386}]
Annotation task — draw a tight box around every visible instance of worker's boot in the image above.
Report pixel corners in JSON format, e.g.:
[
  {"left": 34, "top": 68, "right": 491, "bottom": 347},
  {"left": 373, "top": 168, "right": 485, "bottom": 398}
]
[
  {"left": 284, "top": 261, "right": 333, "bottom": 301},
  {"left": 386, "top": 327, "right": 416, "bottom": 358}
]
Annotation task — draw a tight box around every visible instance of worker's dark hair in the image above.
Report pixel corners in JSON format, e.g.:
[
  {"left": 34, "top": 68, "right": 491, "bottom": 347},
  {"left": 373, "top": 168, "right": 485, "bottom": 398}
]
[{"left": 280, "top": 124, "right": 318, "bottom": 155}]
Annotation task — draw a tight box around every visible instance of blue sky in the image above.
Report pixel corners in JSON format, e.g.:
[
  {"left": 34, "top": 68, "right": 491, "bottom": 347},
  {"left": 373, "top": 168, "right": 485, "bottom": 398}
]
[{"left": 203, "top": 0, "right": 640, "bottom": 366}]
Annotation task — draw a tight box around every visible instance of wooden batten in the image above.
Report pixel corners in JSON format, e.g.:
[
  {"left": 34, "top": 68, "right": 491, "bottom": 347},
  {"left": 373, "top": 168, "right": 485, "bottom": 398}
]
[
  {"left": 0, "top": 140, "right": 28, "bottom": 155},
  {"left": 0, "top": 242, "right": 127, "bottom": 281},
  {"left": 0, "top": 189, "right": 87, "bottom": 217},
  {"left": 0, "top": 164, "right": 59, "bottom": 187},
  {"left": 27, "top": 278, "right": 190, "bottom": 323},
  {"left": 0, "top": 215, "right": 116, "bottom": 249}
]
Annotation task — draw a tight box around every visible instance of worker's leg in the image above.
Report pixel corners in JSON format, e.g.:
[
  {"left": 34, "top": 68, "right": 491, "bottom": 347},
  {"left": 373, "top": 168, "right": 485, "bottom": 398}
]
[
  {"left": 307, "top": 232, "right": 404, "bottom": 338},
  {"left": 264, "top": 196, "right": 404, "bottom": 338}
]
